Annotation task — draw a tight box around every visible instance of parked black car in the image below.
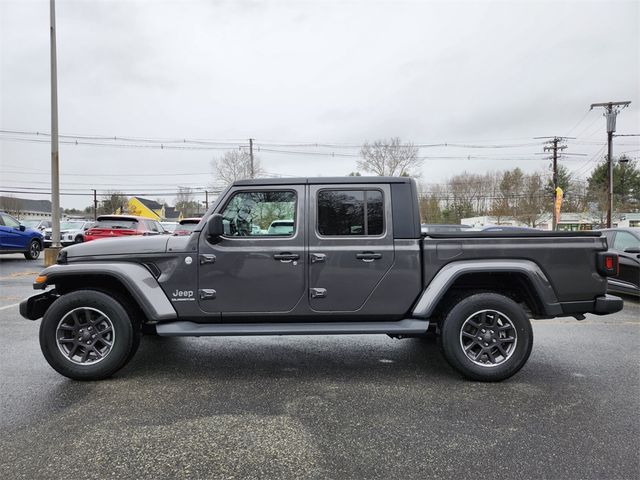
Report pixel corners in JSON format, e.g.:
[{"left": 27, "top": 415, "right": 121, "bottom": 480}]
[{"left": 600, "top": 228, "right": 640, "bottom": 296}]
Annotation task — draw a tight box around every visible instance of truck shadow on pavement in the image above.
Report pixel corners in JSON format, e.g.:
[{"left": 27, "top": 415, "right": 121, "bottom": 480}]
[{"left": 121, "top": 335, "right": 460, "bottom": 383}]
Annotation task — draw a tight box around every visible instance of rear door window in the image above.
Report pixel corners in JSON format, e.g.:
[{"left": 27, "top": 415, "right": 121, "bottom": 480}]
[{"left": 317, "top": 190, "right": 384, "bottom": 236}]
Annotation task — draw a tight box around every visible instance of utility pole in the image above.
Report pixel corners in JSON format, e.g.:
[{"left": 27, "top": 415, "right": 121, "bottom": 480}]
[
  {"left": 93, "top": 189, "right": 97, "bottom": 220},
  {"left": 49, "top": 0, "right": 61, "bottom": 258},
  {"left": 204, "top": 190, "right": 209, "bottom": 209},
  {"left": 590, "top": 101, "right": 631, "bottom": 227},
  {"left": 535, "top": 136, "right": 569, "bottom": 230},
  {"left": 249, "top": 138, "right": 254, "bottom": 178}
]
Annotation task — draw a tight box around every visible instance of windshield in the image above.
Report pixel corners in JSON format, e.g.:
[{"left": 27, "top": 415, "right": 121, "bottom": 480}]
[
  {"left": 95, "top": 218, "right": 138, "bottom": 229},
  {"left": 60, "top": 222, "right": 85, "bottom": 230},
  {"left": 21, "top": 220, "right": 40, "bottom": 227}
]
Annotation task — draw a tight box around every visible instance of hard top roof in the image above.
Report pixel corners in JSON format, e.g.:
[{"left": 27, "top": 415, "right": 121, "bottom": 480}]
[{"left": 233, "top": 176, "right": 413, "bottom": 186}]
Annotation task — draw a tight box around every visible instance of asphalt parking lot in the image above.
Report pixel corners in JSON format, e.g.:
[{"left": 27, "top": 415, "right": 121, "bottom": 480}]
[{"left": 0, "top": 254, "right": 638, "bottom": 480}]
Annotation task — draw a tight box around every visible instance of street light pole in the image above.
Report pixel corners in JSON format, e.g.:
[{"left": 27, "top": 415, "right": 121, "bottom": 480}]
[
  {"left": 590, "top": 101, "right": 631, "bottom": 228},
  {"left": 49, "top": 0, "right": 61, "bottom": 249}
]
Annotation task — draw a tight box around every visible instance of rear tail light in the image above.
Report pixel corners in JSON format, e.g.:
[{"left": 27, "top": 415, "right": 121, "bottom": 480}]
[{"left": 597, "top": 252, "right": 619, "bottom": 277}]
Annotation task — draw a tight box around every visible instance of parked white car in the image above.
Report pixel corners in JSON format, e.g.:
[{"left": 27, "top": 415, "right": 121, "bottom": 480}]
[{"left": 43, "top": 220, "right": 96, "bottom": 246}]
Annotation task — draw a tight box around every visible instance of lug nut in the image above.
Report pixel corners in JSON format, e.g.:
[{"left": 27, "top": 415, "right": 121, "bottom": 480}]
[
  {"left": 484, "top": 343, "right": 488, "bottom": 346},
  {"left": 86, "top": 341, "right": 91, "bottom": 345},
  {"left": 492, "top": 339, "right": 496, "bottom": 343},
  {"left": 477, "top": 336, "right": 482, "bottom": 340},
  {"left": 481, "top": 329, "right": 486, "bottom": 333}
]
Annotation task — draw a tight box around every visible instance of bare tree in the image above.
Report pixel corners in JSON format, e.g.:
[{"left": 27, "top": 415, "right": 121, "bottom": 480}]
[
  {"left": 518, "top": 172, "right": 546, "bottom": 227},
  {"left": 212, "top": 150, "right": 264, "bottom": 185},
  {"left": 175, "top": 187, "right": 199, "bottom": 218},
  {"left": 0, "top": 196, "right": 24, "bottom": 218},
  {"left": 100, "top": 191, "right": 128, "bottom": 215},
  {"left": 358, "top": 137, "right": 422, "bottom": 177}
]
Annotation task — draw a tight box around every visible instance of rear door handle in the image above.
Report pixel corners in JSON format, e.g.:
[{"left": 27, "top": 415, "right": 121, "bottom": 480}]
[
  {"left": 356, "top": 252, "right": 382, "bottom": 262},
  {"left": 273, "top": 252, "right": 299, "bottom": 262}
]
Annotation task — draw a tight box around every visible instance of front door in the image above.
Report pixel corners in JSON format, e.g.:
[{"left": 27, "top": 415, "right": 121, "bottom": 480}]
[
  {"left": 308, "top": 184, "right": 395, "bottom": 312},
  {"left": 0, "top": 213, "right": 26, "bottom": 249},
  {"left": 198, "top": 186, "right": 306, "bottom": 315}
]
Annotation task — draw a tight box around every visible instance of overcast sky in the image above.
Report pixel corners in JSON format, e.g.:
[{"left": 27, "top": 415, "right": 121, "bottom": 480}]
[{"left": 1, "top": 0, "right": 639, "bottom": 209}]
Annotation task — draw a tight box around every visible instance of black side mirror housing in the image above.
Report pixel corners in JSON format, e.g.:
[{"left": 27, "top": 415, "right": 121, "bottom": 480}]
[
  {"left": 623, "top": 246, "right": 640, "bottom": 254},
  {"left": 207, "top": 214, "right": 224, "bottom": 238},
  {"left": 19, "top": 225, "right": 26, "bottom": 231}
]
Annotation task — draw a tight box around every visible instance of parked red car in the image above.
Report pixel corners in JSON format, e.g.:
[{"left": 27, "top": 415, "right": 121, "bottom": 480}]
[
  {"left": 84, "top": 215, "right": 166, "bottom": 242},
  {"left": 173, "top": 217, "right": 202, "bottom": 236}
]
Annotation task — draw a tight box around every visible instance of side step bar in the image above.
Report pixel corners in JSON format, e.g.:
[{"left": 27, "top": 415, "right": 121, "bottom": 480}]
[{"left": 156, "top": 318, "right": 429, "bottom": 337}]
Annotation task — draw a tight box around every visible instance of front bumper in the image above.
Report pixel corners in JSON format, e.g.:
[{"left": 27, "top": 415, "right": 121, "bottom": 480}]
[
  {"left": 19, "top": 290, "right": 59, "bottom": 320},
  {"left": 593, "top": 294, "right": 624, "bottom": 315}
]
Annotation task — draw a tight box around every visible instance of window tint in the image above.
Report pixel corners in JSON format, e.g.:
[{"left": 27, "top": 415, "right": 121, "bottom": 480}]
[
  {"left": 96, "top": 218, "right": 138, "bottom": 229},
  {"left": 613, "top": 231, "right": 639, "bottom": 251},
  {"left": 221, "top": 191, "right": 296, "bottom": 237},
  {"left": 318, "top": 190, "right": 384, "bottom": 236}
]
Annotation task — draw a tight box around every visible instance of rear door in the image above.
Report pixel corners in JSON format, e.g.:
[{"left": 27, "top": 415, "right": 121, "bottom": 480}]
[
  {"left": 308, "top": 184, "right": 394, "bottom": 312},
  {"left": 198, "top": 186, "right": 306, "bottom": 315}
]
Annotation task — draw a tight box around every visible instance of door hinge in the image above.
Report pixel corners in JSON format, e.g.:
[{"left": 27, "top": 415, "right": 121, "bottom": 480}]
[
  {"left": 199, "top": 254, "right": 216, "bottom": 265},
  {"left": 199, "top": 289, "right": 217, "bottom": 300},
  {"left": 310, "top": 288, "right": 327, "bottom": 299},
  {"left": 310, "top": 253, "right": 326, "bottom": 263}
]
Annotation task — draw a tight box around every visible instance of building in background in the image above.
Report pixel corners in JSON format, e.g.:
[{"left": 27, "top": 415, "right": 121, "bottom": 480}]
[
  {"left": 0, "top": 196, "right": 59, "bottom": 220},
  {"left": 127, "top": 197, "right": 183, "bottom": 221}
]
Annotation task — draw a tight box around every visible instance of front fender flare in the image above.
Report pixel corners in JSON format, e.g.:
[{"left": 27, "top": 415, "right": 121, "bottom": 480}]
[
  {"left": 35, "top": 263, "right": 177, "bottom": 321},
  {"left": 411, "top": 259, "right": 562, "bottom": 318}
]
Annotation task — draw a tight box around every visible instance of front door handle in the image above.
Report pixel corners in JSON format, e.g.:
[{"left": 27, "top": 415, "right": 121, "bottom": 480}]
[
  {"left": 356, "top": 252, "right": 382, "bottom": 262},
  {"left": 273, "top": 252, "right": 299, "bottom": 263}
]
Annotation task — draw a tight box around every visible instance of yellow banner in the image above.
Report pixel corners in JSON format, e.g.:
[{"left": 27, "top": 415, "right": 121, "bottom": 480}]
[{"left": 554, "top": 187, "right": 564, "bottom": 225}]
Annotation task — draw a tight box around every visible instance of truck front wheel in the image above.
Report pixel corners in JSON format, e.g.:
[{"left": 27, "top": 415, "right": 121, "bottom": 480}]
[
  {"left": 440, "top": 293, "right": 533, "bottom": 382},
  {"left": 39, "top": 290, "right": 138, "bottom": 380}
]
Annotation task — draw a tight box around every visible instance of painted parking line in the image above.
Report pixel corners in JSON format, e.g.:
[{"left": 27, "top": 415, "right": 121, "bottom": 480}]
[{"left": 0, "top": 303, "right": 20, "bottom": 311}]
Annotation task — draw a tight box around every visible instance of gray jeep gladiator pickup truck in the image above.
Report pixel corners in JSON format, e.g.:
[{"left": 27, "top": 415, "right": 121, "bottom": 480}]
[{"left": 20, "top": 177, "right": 623, "bottom": 382}]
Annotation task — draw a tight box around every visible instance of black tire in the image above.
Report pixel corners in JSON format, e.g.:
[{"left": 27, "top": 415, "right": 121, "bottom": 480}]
[
  {"left": 440, "top": 292, "right": 533, "bottom": 382},
  {"left": 39, "top": 290, "right": 138, "bottom": 380},
  {"left": 74, "top": 235, "right": 84, "bottom": 244},
  {"left": 24, "top": 239, "right": 42, "bottom": 260}
]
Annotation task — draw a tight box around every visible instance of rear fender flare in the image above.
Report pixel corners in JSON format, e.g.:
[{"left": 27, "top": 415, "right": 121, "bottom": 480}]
[{"left": 411, "top": 259, "right": 562, "bottom": 318}]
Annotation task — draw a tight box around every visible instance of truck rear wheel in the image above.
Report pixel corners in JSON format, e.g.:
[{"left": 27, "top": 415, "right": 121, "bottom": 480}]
[
  {"left": 440, "top": 292, "right": 533, "bottom": 382},
  {"left": 39, "top": 290, "right": 139, "bottom": 380}
]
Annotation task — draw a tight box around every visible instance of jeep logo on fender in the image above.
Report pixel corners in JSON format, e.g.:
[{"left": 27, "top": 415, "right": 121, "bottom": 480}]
[{"left": 171, "top": 290, "right": 195, "bottom": 302}]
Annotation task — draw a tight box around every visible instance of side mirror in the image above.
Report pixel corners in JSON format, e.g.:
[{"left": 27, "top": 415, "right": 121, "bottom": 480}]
[
  {"left": 19, "top": 225, "right": 26, "bottom": 231},
  {"left": 623, "top": 246, "right": 640, "bottom": 254},
  {"left": 207, "top": 214, "right": 224, "bottom": 238}
]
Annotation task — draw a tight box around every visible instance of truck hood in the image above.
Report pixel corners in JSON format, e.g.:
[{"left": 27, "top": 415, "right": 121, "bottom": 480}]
[{"left": 64, "top": 235, "right": 171, "bottom": 258}]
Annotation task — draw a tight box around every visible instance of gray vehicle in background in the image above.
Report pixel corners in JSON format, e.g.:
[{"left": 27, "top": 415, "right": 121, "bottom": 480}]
[
  {"left": 20, "top": 177, "right": 623, "bottom": 382},
  {"left": 43, "top": 220, "right": 95, "bottom": 247},
  {"left": 600, "top": 228, "right": 640, "bottom": 296}
]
